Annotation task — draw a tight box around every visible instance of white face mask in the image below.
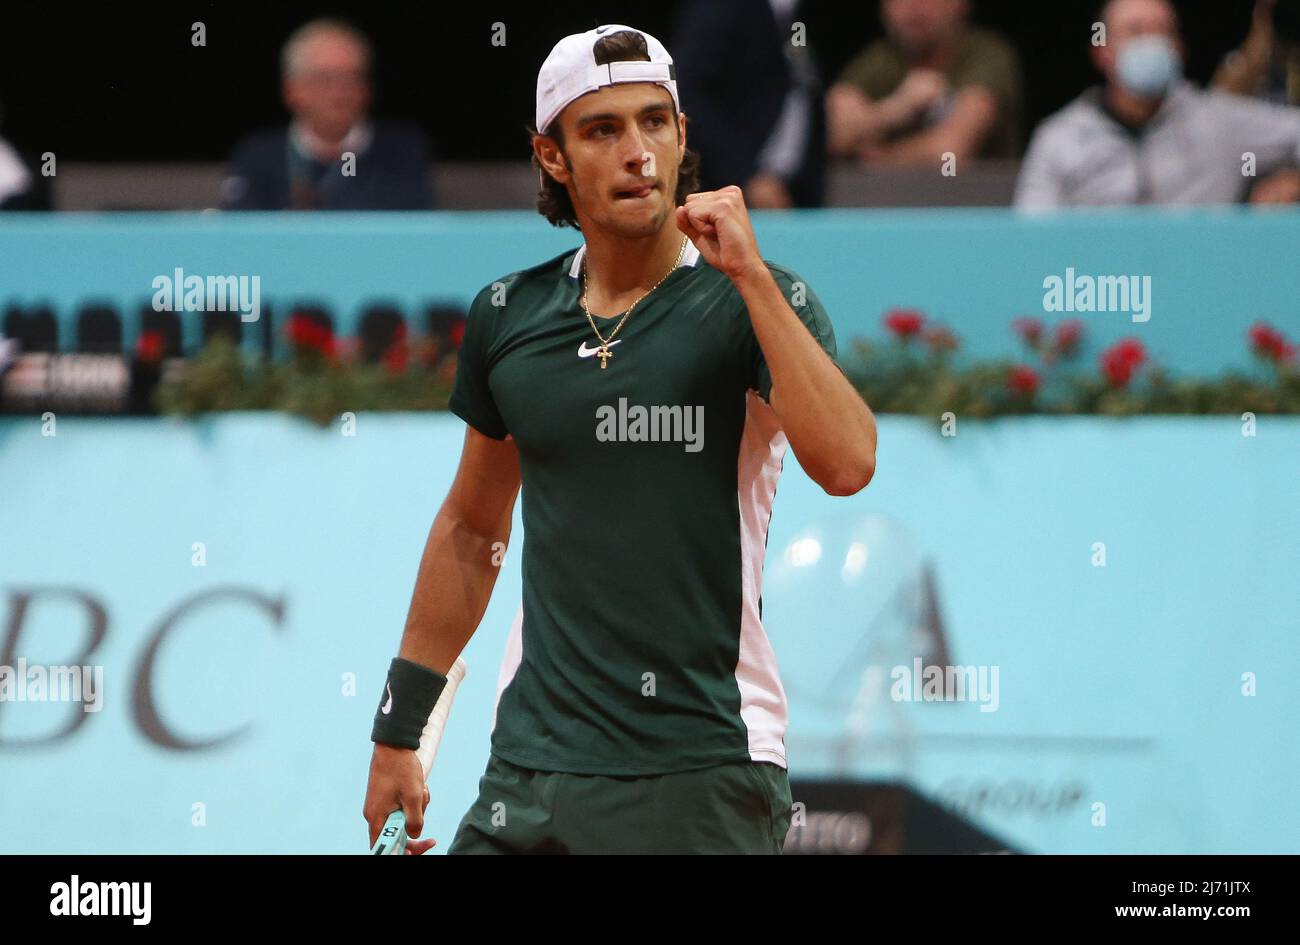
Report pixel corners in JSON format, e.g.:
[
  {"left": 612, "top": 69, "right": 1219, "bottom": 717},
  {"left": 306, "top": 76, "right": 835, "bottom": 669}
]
[{"left": 1115, "top": 35, "right": 1181, "bottom": 99}]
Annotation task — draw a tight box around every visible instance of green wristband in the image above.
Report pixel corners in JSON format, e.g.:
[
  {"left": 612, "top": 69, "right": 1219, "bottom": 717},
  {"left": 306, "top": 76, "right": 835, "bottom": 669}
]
[{"left": 370, "top": 657, "right": 448, "bottom": 749}]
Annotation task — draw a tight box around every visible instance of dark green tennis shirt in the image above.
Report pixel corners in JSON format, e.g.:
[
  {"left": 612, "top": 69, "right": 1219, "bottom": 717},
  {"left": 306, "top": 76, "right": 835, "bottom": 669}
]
[{"left": 449, "top": 240, "right": 840, "bottom": 775}]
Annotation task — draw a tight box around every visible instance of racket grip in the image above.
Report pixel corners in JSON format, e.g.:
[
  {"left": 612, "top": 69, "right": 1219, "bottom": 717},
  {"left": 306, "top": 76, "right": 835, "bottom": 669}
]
[{"left": 371, "top": 809, "right": 409, "bottom": 856}]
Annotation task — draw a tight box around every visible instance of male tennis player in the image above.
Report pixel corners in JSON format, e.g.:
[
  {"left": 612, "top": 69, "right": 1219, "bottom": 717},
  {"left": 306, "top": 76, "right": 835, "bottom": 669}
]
[{"left": 363, "top": 23, "right": 877, "bottom": 854}]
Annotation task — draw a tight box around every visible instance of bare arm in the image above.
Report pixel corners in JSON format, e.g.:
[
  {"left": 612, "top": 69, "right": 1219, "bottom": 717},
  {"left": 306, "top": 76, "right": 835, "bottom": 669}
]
[
  {"left": 826, "top": 82, "right": 905, "bottom": 156},
  {"left": 364, "top": 425, "right": 520, "bottom": 851},
  {"left": 826, "top": 71, "right": 950, "bottom": 157},
  {"left": 677, "top": 186, "right": 876, "bottom": 497},
  {"left": 396, "top": 426, "right": 522, "bottom": 673},
  {"left": 1212, "top": 0, "right": 1276, "bottom": 96},
  {"left": 738, "top": 269, "right": 877, "bottom": 496},
  {"left": 863, "top": 86, "right": 1000, "bottom": 166}
]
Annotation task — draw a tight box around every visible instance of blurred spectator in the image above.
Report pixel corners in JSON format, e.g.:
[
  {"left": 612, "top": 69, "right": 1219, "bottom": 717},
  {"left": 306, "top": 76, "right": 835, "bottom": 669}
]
[
  {"left": 0, "top": 135, "right": 34, "bottom": 209},
  {"left": 0, "top": 101, "right": 50, "bottom": 210},
  {"left": 826, "top": 0, "right": 1023, "bottom": 165},
  {"left": 223, "top": 19, "right": 433, "bottom": 211},
  {"left": 673, "top": 0, "right": 826, "bottom": 207},
  {"left": 1016, "top": 0, "right": 1300, "bottom": 209},
  {"left": 1213, "top": 0, "right": 1300, "bottom": 107}
]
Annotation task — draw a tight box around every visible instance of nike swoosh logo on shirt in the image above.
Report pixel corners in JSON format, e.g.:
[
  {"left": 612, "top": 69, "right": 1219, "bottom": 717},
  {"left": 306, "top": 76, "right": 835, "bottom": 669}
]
[
  {"left": 381, "top": 682, "right": 393, "bottom": 715},
  {"left": 578, "top": 339, "right": 622, "bottom": 358}
]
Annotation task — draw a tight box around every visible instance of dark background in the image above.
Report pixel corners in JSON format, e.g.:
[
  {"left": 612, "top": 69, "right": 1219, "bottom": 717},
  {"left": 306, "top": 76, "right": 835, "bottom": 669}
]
[{"left": 0, "top": 1, "right": 1262, "bottom": 162}]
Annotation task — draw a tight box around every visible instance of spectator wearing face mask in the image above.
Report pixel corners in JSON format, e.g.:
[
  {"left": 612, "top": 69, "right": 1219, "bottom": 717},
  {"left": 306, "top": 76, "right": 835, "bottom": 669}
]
[{"left": 1015, "top": 0, "right": 1300, "bottom": 208}]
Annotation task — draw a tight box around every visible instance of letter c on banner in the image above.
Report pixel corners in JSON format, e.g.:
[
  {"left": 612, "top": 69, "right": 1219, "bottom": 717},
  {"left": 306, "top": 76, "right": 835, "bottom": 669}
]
[{"left": 131, "top": 587, "right": 286, "bottom": 750}]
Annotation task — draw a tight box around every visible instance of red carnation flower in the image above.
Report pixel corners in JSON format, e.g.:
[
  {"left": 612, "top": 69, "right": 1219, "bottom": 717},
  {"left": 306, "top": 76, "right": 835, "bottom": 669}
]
[
  {"left": 383, "top": 342, "right": 409, "bottom": 374},
  {"left": 381, "top": 323, "right": 411, "bottom": 373},
  {"left": 923, "top": 325, "right": 959, "bottom": 354},
  {"left": 1053, "top": 319, "right": 1084, "bottom": 358},
  {"left": 136, "top": 328, "right": 165, "bottom": 363},
  {"left": 1099, "top": 337, "right": 1147, "bottom": 388},
  {"left": 1006, "top": 364, "right": 1040, "bottom": 397},
  {"left": 884, "top": 308, "right": 925, "bottom": 340},
  {"left": 1248, "top": 321, "right": 1295, "bottom": 365},
  {"left": 1012, "top": 316, "right": 1044, "bottom": 348},
  {"left": 286, "top": 312, "right": 337, "bottom": 359}
]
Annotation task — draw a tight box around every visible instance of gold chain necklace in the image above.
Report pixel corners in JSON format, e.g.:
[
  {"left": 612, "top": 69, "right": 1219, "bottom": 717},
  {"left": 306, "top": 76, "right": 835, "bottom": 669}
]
[{"left": 579, "top": 236, "right": 688, "bottom": 370}]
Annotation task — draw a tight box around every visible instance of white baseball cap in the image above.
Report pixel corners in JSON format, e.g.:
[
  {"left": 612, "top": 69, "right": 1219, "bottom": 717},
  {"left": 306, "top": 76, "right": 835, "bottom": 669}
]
[{"left": 535, "top": 24, "right": 679, "bottom": 135}]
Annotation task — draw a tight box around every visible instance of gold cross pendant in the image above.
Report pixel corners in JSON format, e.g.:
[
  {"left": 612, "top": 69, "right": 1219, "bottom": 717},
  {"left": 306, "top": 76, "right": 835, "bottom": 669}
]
[{"left": 597, "top": 345, "right": 613, "bottom": 370}]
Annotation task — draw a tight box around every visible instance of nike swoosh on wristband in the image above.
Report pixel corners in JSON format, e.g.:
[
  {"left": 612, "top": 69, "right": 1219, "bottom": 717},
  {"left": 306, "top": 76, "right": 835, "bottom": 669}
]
[
  {"left": 381, "top": 682, "right": 393, "bottom": 715},
  {"left": 578, "top": 339, "right": 622, "bottom": 358}
]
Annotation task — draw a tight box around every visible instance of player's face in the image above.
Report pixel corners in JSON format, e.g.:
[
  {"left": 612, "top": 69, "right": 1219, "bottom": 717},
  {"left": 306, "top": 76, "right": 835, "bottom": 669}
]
[{"left": 549, "top": 84, "right": 686, "bottom": 239}]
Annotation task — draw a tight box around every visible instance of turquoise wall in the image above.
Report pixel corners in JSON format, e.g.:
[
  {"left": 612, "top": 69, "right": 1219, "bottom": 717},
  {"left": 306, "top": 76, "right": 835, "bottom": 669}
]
[{"left": 1, "top": 413, "right": 1296, "bottom": 853}]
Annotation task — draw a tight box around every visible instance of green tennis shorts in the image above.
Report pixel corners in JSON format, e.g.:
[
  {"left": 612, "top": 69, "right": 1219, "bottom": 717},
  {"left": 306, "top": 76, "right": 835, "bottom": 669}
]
[{"left": 446, "top": 752, "right": 793, "bottom": 854}]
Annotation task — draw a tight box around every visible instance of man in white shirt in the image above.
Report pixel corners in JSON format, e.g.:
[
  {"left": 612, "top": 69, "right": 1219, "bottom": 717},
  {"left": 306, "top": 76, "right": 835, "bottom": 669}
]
[{"left": 1015, "top": 0, "right": 1300, "bottom": 209}]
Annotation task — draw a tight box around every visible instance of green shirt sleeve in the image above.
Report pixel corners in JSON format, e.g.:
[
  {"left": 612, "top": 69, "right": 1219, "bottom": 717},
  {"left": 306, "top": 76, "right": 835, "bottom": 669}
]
[
  {"left": 449, "top": 284, "right": 510, "bottom": 440},
  {"left": 748, "top": 265, "right": 841, "bottom": 404},
  {"left": 953, "top": 29, "right": 1023, "bottom": 106},
  {"left": 835, "top": 41, "right": 905, "bottom": 101}
]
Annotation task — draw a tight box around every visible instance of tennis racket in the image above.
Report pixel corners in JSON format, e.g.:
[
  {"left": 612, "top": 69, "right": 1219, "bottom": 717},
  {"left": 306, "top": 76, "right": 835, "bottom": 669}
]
[{"left": 370, "top": 656, "right": 467, "bottom": 855}]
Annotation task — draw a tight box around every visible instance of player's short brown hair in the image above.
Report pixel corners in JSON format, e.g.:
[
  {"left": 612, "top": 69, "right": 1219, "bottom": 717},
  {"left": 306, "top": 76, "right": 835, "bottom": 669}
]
[{"left": 527, "top": 29, "right": 701, "bottom": 230}]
